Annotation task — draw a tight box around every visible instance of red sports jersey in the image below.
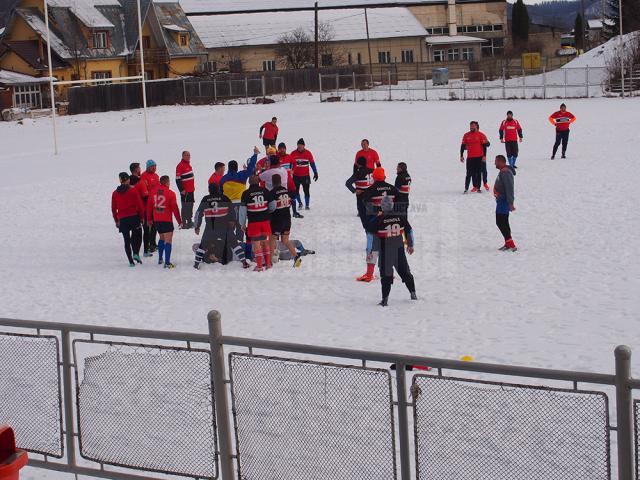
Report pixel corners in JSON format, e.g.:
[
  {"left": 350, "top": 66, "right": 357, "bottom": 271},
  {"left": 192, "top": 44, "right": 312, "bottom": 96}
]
[
  {"left": 499, "top": 119, "right": 523, "bottom": 142},
  {"left": 279, "top": 153, "right": 293, "bottom": 170},
  {"left": 208, "top": 172, "right": 223, "bottom": 187},
  {"left": 290, "top": 149, "right": 315, "bottom": 177},
  {"left": 111, "top": 185, "right": 144, "bottom": 222},
  {"left": 133, "top": 176, "right": 149, "bottom": 199},
  {"left": 147, "top": 186, "right": 182, "bottom": 225},
  {"left": 549, "top": 110, "right": 576, "bottom": 131},
  {"left": 261, "top": 122, "right": 279, "bottom": 140},
  {"left": 140, "top": 171, "right": 159, "bottom": 195},
  {"left": 354, "top": 148, "right": 381, "bottom": 170},
  {"left": 461, "top": 131, "right": 489, "bottom": 158},
  {"left": 176, "top": 159, "right": 195, "bottom": 193}
]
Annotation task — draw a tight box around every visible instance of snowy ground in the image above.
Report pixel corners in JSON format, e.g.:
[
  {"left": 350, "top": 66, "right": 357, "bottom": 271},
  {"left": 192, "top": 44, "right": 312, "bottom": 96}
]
[{"left": 0, "top": 94, "right": 639, "bottom": 477}]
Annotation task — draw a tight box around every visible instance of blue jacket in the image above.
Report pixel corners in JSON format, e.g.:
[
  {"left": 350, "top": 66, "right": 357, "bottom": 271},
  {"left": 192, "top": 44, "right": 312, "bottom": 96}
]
[{"left": 220, "top": 154, "right": 258, "bottom": 202}]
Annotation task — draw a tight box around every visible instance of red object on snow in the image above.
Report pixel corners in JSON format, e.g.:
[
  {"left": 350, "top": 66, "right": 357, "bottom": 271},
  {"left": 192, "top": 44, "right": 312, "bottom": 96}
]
[{"left": 0, "top": 426, "right": 28, "bottom": 480}]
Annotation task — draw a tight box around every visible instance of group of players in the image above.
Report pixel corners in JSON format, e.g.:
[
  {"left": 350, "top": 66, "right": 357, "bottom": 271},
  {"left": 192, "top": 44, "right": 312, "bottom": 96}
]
[{"left": 111, "top": 104, "right": 576, "bottom": 305}]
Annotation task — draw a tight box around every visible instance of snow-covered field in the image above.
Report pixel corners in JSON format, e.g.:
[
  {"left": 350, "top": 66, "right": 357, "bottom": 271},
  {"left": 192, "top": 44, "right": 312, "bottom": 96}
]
[{"left": 1, "top": 95, "right": 640, "bottom": 478}]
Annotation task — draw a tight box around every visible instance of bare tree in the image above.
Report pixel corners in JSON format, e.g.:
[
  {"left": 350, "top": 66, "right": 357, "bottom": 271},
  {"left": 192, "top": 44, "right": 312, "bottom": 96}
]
[
  {"left": 276, "top": 27, "right": 313, "bottom": 69},
  {"left": 317, "top": 21, "right": 344, "bottom": 66}
]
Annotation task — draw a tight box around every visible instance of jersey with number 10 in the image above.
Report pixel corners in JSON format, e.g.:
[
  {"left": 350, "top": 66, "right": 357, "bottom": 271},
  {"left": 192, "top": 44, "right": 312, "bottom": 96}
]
[
  {"left": 241, "top": 185, "right": 273, "bottom": 223},
  {"left": 376, "top": 214, "right": 413, "bottom": 248}
]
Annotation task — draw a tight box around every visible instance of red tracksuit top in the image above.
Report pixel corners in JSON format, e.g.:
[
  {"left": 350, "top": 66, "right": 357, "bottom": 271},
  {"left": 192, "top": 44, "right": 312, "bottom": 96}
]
[
  {"left": 354, "top": 148, "right": 381, "bottom": 170},
  {"left": 549, "top": 110, "right": 576, "bottom": 131},
  {"left": 261, "top": 122, "right": 279, "bottom": 140},
  {"left": 176, "top": 159, "right": 195, "bottom": 193},
  {"left": 461, "top": 131, "right": 490, "bottom": 158},
  {"left": 140, "top": 171, "right": 159, "bottom": 198},
  {"left": 290, "top": 149, "right": 315, "bottom": 177},
  {"left": 111, "top": 185, "right": 144, "bottom": 222},
  {"left": 208, "top": 172, "right": 223, "bottom": 187},
  {"left": 147, "top": 186, "right": 182, "bottom": 225},
  {"left": 499, "top": 119, "right": 523, "bottom": 142}
]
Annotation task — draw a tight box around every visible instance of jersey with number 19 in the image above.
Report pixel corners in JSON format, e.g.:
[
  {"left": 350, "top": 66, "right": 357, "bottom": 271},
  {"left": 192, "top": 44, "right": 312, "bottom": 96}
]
[{"left": 241, "top": 185, "right": 273, "bottom": 223}]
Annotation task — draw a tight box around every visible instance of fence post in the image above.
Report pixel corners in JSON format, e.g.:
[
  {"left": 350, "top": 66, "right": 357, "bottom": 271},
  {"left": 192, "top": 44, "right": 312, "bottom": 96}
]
[
  {"left": 61, "top": 329, "right": 76, "bottom": 467},
  {"left": 502, "top": 68, "right": 506, "bottom": 99},
  {"left": 208, "top": 311, "right": 236, "bottom": 480},
  {"left": 586, "top": 66, "right": 589, "bottom": 97},
  {"left": 198, "top": 81, "right": 202, "bottom": 99},
  {"left": 482, "top": 71, "right": 486, "bottom": 100},
  {"left": 424, "top": 71, "right": 428, "bottom": 101},
  {"left": 261, "top": 75, "right": 266, "bottom": 99},
  {"left": 353, "top": 71, "right": 356, "bottom": 102},
  {"left": 214, "top": 79, "right": 217, "bottom": 103},
  {"left": 319, "top": 74, "right": 323, "bottom": 102},
  {"left": 388, "top": 70, "right": 392, "bottom": 101},
  {"left": 462, "top": 70, "right": 466, "bottom": 100},
  {"left": 543, "top": 67, "right": 547, "bottom": 99},
  {"left": 522, "top": 68, "right": 526, "bottom": 99},
  {"left": 228, "top": 79, "right": 232, "bottom": 100},
  {"left": 245, "top": 77, "right": 249, "bottom": 104},
  {"left": 182, "top": 79, "right": 187, "bottom": 104},
  {"left": 395, "top": 363, "right": 412, "bottom": 480},
  {"left": 615, "top": 345, "right": 634, "bottom": 480},
  {"left": 564, "top": 68, "right": 568, "bottom": 98},
  {"left": 335, "top": 72, "right": 339, "bottom": 98}
]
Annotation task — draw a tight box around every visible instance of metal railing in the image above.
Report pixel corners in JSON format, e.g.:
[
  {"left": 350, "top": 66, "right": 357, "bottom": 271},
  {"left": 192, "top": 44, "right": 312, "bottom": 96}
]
[
  {"left": 318, "top": 66, "right": 628, "bottom": 102},
  {"left": 0, "top": 313, "right": 637, "bottom": 480},
  {"left": 182, "top": 76, "right": 286, "bottom": 104}
]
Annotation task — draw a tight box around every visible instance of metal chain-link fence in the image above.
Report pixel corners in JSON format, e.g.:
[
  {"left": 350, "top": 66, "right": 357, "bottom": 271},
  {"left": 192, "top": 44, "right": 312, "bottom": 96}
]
[
  {"left": 412, "top": 375, "right": 610, "bottom": 480},
  {"left": 0, "top": 332, "right": 63, "bottom": 457},
  {"left": 74, "top": 341, "right": 217, "bottom": 478},
  {"left": 229, "top": 353, "right": 397, "bottom": 480},
  {"left": 635, "top": 399, "right": 640, "bottom": 480}
]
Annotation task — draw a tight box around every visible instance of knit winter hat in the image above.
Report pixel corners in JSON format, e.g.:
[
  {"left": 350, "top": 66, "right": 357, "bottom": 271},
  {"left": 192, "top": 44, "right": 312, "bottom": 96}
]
[
  {"left": 277, "top": 142, "right": 286, "bottom": 149},
  {"left": 146, "top": 159, "right": 156, "bottom": 169},
  {"left": 297, "top": 138, "right": 305, "bottom": 146},
  {"left": 266, "top": 146, "right": 277, "bottom": 155},
  {"left": 373, "top": 167, "right": 386, "bottom": 182}
]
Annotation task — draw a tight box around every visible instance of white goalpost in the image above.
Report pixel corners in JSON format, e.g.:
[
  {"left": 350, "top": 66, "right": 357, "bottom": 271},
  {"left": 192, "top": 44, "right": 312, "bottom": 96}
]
[{"left": 42, "top": 0, "right": 149, "bottom": 155}]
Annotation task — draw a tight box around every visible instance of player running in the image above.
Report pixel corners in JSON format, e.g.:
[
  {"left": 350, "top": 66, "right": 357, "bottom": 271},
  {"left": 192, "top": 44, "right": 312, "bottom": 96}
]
[
  {"left": 193, "top": 182, "right": 250, "bottom": 269},
  {"left": 208, "top": 162, "right": 226, "bottom": 188},
  {"left": 111, "top": 172, "right": 144, "bottom": 267},
  {"left": 259, "top": 117, "right": 279, "bottom": 148},
  {"left": 345, "top": 156, "right": 373, "bottom": 226},
  {"left": 175, "top": 150, "right": 195, "bottom": 229},
  {"left": 394, "top": 162, "right": 411, "bottom": 216},
  {"left": 376, "top": 196, "right": 417, "bottom": 306},
  {"left": 353, "top": 139, "right": 381, "bottom": 172},
  {"left": 460, "top": 121, "right": 490, "bottom": 193},
  {"left": 147, "top": 175, "right": 182, "bottom": 269},
  {"left": 240, "top": 176, "right": 274, "bottom": 272},
  {"left": 549, "top": 103, "right": 576, "bottom": 159},
  {"left": 357, "top": 167, "right": 400, "bottom": 282},
  {"left": 499, "top": 110, "right": 523, "bottom": 168},
  {"left": 290, "top": 138, "right": 318, "bottom": 210},
  {"left": 493, "top": 155, "right": 517, "bottom": 252},
  {"left": 140, "top": 159, "right": 160, "bottom": 255},
  {"left": 269, "top": 174, "right": 302, "bottom": 267}
]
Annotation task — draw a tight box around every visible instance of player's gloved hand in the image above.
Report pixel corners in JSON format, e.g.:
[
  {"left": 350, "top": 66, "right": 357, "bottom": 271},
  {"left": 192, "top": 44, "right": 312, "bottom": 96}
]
[
  {"left": 407, "top": 246, "right": 414, "bottom": 255},
  {"left": 313, "top": 173, "right": 318, "bottom": 182}
]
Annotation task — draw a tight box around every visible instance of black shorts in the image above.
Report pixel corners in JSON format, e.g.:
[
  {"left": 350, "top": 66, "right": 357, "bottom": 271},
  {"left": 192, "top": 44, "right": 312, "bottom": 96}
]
[
  {"left": 263, "top": 138, "right": 276, "bottom": 147},
  {"left": 271, "top": 215, "right": 291, "bottom": 236},
  {"left": 155, "top": 221, "right": 174, "bottom": 234},
  {"left": 118, "top": 215, "right": 141, "bottom": 233},
  {"left": 505, "top": 141, "right": 519, "bottom": 157}
]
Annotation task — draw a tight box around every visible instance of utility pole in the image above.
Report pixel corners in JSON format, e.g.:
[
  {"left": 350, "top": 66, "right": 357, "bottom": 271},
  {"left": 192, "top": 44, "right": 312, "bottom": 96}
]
[
  {"left": 619, "top": 0, "right": 624, "bottom": 96},
  {"left": 314, "top": 1, "right": 319, "bottom": 69},
  {"left": 364, "top": 8, "right": 373, "bottom": 75},
  {"left": 580, "top": 0, "right": 586, "bottom": 51}
]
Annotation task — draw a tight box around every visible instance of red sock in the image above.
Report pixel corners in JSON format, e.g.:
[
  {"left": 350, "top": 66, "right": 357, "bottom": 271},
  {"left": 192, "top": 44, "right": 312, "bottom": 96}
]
[
  {"left": 366, "top": 263, "right": 375, "bottom": 276},
  {"left": 264, "top": 248, "right": 272, "bottom": 267},
  {"left": 255, "top": 251, "right": 264, "bottom": 269},
  {"left": 506, "top": 238, "right": 516, "bottom": 248}
]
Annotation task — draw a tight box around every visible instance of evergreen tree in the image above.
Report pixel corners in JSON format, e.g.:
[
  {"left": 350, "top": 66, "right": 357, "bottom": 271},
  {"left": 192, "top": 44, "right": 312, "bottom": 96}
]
[
  {"left": 511, "top": 0, "right": 530, "bottom": 48},
  {"left": 604, "top": 0, "right": 640, "bottom": 39},
  {"left": 574, "top": 13, "right": 585, "bottom": 51}
]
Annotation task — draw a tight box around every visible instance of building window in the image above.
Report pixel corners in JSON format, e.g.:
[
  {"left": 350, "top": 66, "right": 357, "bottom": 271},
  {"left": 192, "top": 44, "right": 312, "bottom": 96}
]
[
  {"left": 494, "top": 24, "right": 503, "bottom": 31},
  {"left": 401, "top": 50, "right": 414, "bottom": 63},
  {"left": 203, "top": 60, "right": 217, "bottom": 72},
  {"left": 92, "top": 31, "right": 108, "bottom": 49},
  {"left": 357, "top": 52, "right": 362, "bottom": 64},
  {"left": 427, "top": 26, "right": 450, "bottom": 35},
  {"left": 433, "top": 49, "right": 445, "bottom": 62},
  {"left": 144, "top": 70, "right": 154, "bottom": 80},
  {"left": 378, "top": 51, "right": 391, "bottom": 64},
  {"left": 462, "top": 47, "right": 474, "bottom": 61},
  {"left": 142, "top": 36, "right": 151, "bottom": 49},
  {"left": 92, "top": 71, "right": 112, "bottom": 84},
  {"left": 263, "top": 60, "right": 276, "bottom": 71},
  {"left": 447, "top": 48, "right": 459, "bottom": 61},
  {"left": 482, "top": 37, "right": 505, "bottom": 57},
  {"left": 467, "top": 25, "right": 478, "bottom": 33},
  {"left": 321, "top": 54, "right": 333, "bottom": 66},
  {"left": 13, "top": 85, "right": 42, "bottom": 108},
  {"left": 348, "top": 53, "right": 352, "bottom": 65},
  {"left": 178, "top": 33, "right": 189, "bottom": 47}
]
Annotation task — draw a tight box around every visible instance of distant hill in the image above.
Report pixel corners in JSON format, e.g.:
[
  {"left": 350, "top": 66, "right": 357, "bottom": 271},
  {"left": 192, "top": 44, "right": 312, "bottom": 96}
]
[{"left": 507, "top": 0, "right": 604, "bottom": 30}]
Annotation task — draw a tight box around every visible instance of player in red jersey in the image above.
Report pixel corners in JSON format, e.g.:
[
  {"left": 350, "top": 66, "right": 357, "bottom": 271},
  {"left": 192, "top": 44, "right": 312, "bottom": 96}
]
[
  {"left": 111, "top": 172, "right": 144, "bottom": 267},
  {"left": 147, "top": 175, "right": 182, "bottom": 269},
  {"left": 290, "top": 138, "right": 318, "bottom": 210},
  {"left": 353, "top": 139, "right": 381, "bottom": 172},
  {"left": 240, "top": 176, "right": 275, "bottom": 271},
  {"left": 259, "top": 117, "right": 279, "bottom": 148},
  {"left": 277, "top": 142, "right": 303, "bottom": 218},
  {"left": 175, "top": 150, "right": 195, "bottom": 229},
  {"left": 140, "top": 159, "right": 160, "bottom": 256},
  {"left": 460, "top": 121, "right": 490, "bottom": 193},
  {"left": 549, "top": 103, "right": 576, "bottom": 159},
  {"left": 499, "top": 110, "right": 523, "bottom": 168},
  {"left": 208, "top": 162, "right": 226, "bottom": 188}
]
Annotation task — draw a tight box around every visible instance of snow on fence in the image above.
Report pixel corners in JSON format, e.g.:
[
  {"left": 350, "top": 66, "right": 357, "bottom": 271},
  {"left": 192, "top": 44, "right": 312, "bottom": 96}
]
[
  {"left": 0, "top": 313, "right": 637, "bottom": 480},
  {"left": 319, "top": 67, "right": 614, "bottom": 102}
]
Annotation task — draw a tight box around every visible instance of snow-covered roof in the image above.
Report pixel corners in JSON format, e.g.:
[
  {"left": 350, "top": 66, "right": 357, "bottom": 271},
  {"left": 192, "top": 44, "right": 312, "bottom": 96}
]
[
  {"left": 190, "top": 7, "right": 426, "bottom": 49},
  {"left": 162, "top": 23, "right": 189, "bottom": 32},
  {"left": 48, "top": 0, "right": 116, "bottom": 28},
  {"left": 426, "top": 35, "right": 487, "bottom": 45},
  {"left": 181, "top": 0, "right": 451, "bottom": 14},
  {"left": 15, "top": 8, "right": 73, "bottom": 58},
  {"left": 0, "top": 70, "right": 56, "bottom": 84},
  {"left": 587, "top": 19, "right": 614, "bottom": 30}
]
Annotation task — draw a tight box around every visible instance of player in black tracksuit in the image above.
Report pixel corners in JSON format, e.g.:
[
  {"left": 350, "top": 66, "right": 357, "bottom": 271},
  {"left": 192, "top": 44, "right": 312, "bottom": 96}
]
[
  {"left": 345, "top": 156, "right": 373, "bottom": 229},
  {"left": 193, "top": 183, "right": 249, "bottom": 269},
  {"left": 376, "top": 196, "right": 417, "bottom": 306},
  {"left": 394, "top": 162, "right": 411, "bottom": 216}
]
